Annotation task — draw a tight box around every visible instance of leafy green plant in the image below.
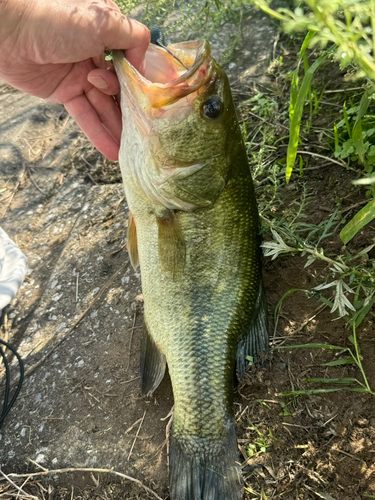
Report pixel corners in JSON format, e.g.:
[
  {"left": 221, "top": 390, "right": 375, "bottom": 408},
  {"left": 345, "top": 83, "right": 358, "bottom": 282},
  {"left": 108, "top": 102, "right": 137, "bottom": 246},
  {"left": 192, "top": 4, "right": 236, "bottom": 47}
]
[
  {"left": 279, "top": 401, "right": 292, "bottom": 416},
  {"left": 246, "top": 419, "right": 273, "bottom": 457},
  {"left": 266, "top": 219, "right": 375, "bottom": 395},
  {"left": 246, "top": 92, "right": 278, "bottom": 119},
  {"left": 243, "top": 0, "right": 375, "bottom": 241},
  {"left": 261, "top": 216, "right": 375, "bottom": 320},
  {"left": 331, "top": 87, "right": 375, "bottom": 243},
  {"left": 244, "top": 0, "right": 375, "bottom": 80},
  {"left": 334, "top": 89, "right": 375, "bottom": 168},
  {"left": 114, "top": 0, "right": 246, "bottom": 63}
]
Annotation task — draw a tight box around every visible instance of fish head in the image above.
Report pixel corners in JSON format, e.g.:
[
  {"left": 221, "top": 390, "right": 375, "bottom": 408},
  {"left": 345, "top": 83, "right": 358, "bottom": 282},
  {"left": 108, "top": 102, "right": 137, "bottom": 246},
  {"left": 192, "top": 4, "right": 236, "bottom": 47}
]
[{"left": 113, "top": 40, "right": 243, "bottom": 211}]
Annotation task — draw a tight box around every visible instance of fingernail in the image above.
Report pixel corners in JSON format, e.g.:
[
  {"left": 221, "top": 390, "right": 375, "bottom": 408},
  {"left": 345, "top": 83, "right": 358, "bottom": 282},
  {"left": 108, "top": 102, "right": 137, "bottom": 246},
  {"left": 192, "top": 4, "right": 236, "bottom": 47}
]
[{"left": 88, "top": 76, "right": 108, "bottom": 90}]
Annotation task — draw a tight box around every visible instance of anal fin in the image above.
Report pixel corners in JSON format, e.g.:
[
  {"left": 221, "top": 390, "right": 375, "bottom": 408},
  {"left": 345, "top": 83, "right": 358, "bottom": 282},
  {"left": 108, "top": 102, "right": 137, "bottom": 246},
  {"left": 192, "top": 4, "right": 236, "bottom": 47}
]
[
  {"left": 156, "top": 210, "right": 186, "bottom": 278},
  {"left": 236, "top": 280, "right": 269, "bottom": 380},
  {"left": 127, "top": 212, "right": 139, "bottom": 270},
  {"left": 140, "top": 320, "right": 166, "bottom": 396}
]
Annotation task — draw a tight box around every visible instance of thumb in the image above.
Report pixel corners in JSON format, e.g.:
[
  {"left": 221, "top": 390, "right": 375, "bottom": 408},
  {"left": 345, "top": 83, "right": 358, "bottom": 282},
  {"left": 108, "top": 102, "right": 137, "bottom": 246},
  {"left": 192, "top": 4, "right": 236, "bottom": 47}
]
[{"left": 97, "top": 4, "right": 150, "bottom": 74}]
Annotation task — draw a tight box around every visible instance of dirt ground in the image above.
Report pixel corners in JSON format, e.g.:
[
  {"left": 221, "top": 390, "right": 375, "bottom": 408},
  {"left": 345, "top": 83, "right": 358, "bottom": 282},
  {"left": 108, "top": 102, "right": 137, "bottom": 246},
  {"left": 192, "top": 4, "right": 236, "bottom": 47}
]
[{"left": 0, "top": 12, "right": 375, "bottom": 500}]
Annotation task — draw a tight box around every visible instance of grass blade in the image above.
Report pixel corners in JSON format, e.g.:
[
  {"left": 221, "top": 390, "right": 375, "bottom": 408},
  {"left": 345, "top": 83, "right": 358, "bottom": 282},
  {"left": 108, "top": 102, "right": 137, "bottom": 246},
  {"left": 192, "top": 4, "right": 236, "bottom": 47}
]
[
  {"left": 299, "top": 30, "right": 317, "bottom": 56},
  {"left": 281, "top": 389, "right": 344, "bottom": 396},
  {"left": 321, "top": 357, "right": 355, "bottom": 367},
  {"left": 340, "top": 197, "right": 375, "bottom": 244},
  {"left": 289, "top": 31, "right": 317, "bottom": 117},
  {"left": 334, "top": 123, "right": 339, "bottom": 150},
  {"left": 320, "top": 296, "right": 334, "bottom": 308},
  {"left": 303, "top": 377, "right": 359, "bottom": 384},
  {"left": 343, "top": 101, "right": 351, "bottom": 137},
  {"left": 274, "top": 288, "right": 308, "bottom": 323},
  {"left": 274, "top": 343, "right": 344, "bottom": 350},
  {"left": 353, "top": 86, "right": 375, "bottom": 130},
  {"left": 286, "top": 45, "right": 336, "bottom": 182},
  {"left": 281, "top": 388, "right": 368, "bottom": 396},
  {"left": 350, "top": 296, "right": 375, "bottom": 327},
  {"left": 352, "top": 86, "right": 375, "bottom": 164},
  {"left": 352, "top": 118, "right": 365, "bottom": 164}
]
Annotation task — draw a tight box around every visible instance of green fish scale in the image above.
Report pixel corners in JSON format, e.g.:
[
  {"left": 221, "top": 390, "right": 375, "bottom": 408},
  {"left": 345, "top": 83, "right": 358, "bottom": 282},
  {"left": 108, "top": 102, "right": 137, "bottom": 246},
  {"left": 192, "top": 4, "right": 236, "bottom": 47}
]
[
  {"left": 114, "top": 43, "right": 266, "bottom": 497},
  {"left": 138, "top": 170, "right": 260, "bottom": 455}
]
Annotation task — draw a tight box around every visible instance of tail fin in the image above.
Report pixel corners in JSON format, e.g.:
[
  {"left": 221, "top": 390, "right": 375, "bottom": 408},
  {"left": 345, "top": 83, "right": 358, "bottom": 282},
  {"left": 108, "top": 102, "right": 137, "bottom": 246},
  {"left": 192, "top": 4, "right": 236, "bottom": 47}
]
[{"left": 169, "top": 417, "right": 243, "bottom": 500}]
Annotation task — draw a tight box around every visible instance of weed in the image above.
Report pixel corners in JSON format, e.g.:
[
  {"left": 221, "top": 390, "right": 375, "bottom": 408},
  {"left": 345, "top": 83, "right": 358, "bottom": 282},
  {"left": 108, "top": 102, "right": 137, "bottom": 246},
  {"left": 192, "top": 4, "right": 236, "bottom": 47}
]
[
  {"left": 261, "top": 212, "right": 375, "bottom": 321},
  {"left": 246, "top": 0, "right": 375, "bottom": 80},
  {"left": 246, "top": 419, "right": 273, "bottom": 457},
  {"left": 245, "top": 92, "right": 278, "bottom": 119},
  {"left": 334, "top": 89, "right": 375, "bottom": 171},
  {"left": 331, "top": 87, "right": 375, "bottom": 242},
  {"left": 245, "top": 0, "right": 375, "bottom": 242},
  {"left": 279, "top": 401, "right": 292, "bottom": 416},
  {"left": 286, "top": 31, "right": 335, "bottom": 182},
  {"left": 275, "top": 323, "right": 375, "bottom": 396},
  {"left": 114, "top": 0, "right": 246, "bottom": 64}
]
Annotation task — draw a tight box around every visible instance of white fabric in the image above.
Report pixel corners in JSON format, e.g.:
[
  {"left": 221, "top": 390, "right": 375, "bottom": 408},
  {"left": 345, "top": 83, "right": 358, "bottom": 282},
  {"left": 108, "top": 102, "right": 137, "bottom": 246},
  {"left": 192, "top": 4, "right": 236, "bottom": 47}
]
[{"left": 0, "top": 227, "right": 28, "bottom": 314}]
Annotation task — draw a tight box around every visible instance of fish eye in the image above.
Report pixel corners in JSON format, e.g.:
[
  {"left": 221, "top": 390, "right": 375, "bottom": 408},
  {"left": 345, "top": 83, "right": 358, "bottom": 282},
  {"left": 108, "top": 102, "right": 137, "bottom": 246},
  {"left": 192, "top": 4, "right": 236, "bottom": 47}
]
[{"left": 201, "top": 95, "right": 223, "bottom": 120}]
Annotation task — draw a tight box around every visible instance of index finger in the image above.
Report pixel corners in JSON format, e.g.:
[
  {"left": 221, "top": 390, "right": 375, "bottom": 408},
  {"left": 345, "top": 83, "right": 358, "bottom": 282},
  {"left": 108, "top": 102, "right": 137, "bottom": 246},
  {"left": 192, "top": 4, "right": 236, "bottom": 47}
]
[{"left": 65, "top": 93, "right": 120, "bottom": 161}]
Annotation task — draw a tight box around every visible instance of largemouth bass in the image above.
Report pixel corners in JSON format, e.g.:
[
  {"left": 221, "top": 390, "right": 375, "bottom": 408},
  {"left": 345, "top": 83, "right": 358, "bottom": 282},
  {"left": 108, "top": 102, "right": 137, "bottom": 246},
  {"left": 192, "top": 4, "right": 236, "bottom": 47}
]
[{"left": 113, "top": 39, "right": 268, "bottom": 500}]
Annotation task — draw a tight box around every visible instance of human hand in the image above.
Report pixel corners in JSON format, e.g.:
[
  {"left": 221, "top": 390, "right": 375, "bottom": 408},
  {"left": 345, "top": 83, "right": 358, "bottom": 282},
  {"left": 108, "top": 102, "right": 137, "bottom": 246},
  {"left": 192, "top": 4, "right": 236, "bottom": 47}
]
[{"left": 0, "top": 0, "right": 150, "bottom": 160}]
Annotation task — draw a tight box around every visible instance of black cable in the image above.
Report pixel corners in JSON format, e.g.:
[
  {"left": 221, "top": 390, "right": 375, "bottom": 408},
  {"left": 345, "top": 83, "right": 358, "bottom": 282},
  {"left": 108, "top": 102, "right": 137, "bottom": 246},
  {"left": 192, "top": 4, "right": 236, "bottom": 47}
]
[{"left": 0, "top": 338, "right": 24, "bottom": 431}]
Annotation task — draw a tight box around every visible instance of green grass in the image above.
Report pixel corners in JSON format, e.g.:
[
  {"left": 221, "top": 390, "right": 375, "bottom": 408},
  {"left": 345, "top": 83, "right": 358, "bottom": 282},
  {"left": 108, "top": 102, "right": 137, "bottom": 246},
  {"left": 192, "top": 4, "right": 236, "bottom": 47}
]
[
  {"left": 286, "top": 32, "right": 335, "bottom": 182},
  {"left": 274, "top": 323, "right": 375, "bottom": 396}
]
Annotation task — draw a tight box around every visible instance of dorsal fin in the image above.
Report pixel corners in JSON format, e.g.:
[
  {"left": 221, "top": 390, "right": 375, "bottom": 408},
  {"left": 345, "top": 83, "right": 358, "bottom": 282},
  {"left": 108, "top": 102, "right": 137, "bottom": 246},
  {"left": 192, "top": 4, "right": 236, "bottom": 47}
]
[
  {"left": 156, "top": 210, "right": 185, "bottom": 279},
  {"left": 127, "top": 212, "right": 139, "bottom": 270}
]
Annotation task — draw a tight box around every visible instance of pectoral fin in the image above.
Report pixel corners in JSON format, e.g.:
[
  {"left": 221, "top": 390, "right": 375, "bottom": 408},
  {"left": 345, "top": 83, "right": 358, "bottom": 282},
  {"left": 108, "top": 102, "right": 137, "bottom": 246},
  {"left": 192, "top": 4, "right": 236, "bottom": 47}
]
[
  {"left": 156, "top": 210, "right": 186, "bottom": 278},
  {"left": 127, "top": 212, "right": 139, "bottom": 270},
  {"left": 236, "top": 280, "right": 269, "bottom": 380},
  {"left": 140, "top": 320, "right": 166, "bottom": 396}
]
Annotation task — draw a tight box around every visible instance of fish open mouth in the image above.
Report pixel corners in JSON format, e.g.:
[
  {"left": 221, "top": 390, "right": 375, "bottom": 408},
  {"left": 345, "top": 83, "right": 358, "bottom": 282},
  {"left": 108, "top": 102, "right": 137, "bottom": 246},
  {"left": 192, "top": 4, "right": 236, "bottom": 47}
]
[{"left": 113, "top": 40, "right": 214, "bottom": 109}]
